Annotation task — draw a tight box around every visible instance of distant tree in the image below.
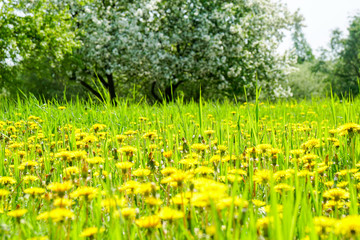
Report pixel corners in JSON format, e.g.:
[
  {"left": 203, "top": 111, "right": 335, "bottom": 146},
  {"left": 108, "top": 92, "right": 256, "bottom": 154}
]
[
  {"left": 1, "top": 0, "right": 295, "bottom": 102},
  {"left": 310, "top": 14, "right": 360, "bottom": 98},
  {"left": 329, "top": 29, "right": 344, "bottom": 56},
  {"left": 291, "top": 10, "right": 314, "bottom": 64},
  {"left": 0, "top": 0, "right": 79, "bottom": 97},
  {"left": 327, "top": 15, "right": 360, "bottom": 96},
  {"left": 66, "top": 0, "right": 295, "bottom": 102},
  {"left": 287, "top": 62, "right": 327, "bottom": 99}
]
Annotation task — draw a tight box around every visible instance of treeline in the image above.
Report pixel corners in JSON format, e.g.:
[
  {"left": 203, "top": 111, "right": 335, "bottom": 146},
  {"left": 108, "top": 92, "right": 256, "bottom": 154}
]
[
  {"left": 0, "top": 1, "right": 359, "bottom": 102},
  {"left": 288, "top": 13, "right": 360, "bottom": 99}
]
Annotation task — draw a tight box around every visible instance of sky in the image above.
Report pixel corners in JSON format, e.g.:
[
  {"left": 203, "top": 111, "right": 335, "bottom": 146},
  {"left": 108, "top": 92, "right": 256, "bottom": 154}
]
[{"left": 279, "top": 0, "right": 360, "bottom": 55}]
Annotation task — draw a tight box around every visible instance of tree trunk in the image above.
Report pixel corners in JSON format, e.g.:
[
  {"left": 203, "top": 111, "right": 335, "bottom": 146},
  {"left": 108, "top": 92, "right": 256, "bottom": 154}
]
[
  {"left": 96, "top": 73, "right": 117, "bottom": 105},
  {"left": 78, "top": 72, "right": 117, "bottom": 105},
  {"left": 106, "top": 73, "right": 117, "bottom": 106}
]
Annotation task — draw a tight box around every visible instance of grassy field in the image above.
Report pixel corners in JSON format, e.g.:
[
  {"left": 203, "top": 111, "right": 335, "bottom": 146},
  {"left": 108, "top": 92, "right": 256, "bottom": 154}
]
[{"left": 0, "top": 95, "right": 360, "bottom": 239}]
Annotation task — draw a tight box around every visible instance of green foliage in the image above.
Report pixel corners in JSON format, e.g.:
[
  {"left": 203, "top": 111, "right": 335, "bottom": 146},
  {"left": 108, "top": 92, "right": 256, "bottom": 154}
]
[
  {"left": 312, "top": 14, "right": 360, "bottom": 98},
  {"left": 0, "top": 0, "right": 79, "bottom": 98},
  {"left": 291, "top": 10, "right": 314, "bottom": 64},
  {"left": 1, "top": 0, "right": 295, "bottom": 102},
  {"left": 287, "top": 62, "right": 328, "bottom": 99},
  {"left": 331, "top": 15, "right": 360, "bottom": 96}
]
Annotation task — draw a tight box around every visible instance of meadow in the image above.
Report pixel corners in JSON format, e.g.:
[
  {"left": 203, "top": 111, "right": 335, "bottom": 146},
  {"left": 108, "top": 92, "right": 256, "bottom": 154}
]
[{"left": 1, "top": 95, "right": 360, "bottom": 240}]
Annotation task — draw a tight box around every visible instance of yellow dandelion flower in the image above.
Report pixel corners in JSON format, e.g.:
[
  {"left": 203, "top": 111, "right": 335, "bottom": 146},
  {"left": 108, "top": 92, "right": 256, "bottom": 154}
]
[
  {"left": 314, "top": 216, "right": 337, "bottom": 235},
  {"left": 55, "top": 151, "right": 74, "bottom": 161},
  {"left": 297, "top": 170, "right": 314, "bottom": 177},
  {"left": 120, "top": 208, "right": 137, "bottom": 219},
  {"left": 206, "top": 225, "right": 217, "bottom": 236},
  {"left": 204, "top": 130, "right": 215, "bottom": 137},
  {"left": 256, "top": 217, "right": 272, "bottom": 230},
  {"left": 191, "top": 143, "right": 208, "bottom": 152},
  {"left": 323, "top": 200, "right": 345, "bottom": 210},
  {"left": 119, "top": 181, "right": 141, "bottom": 193},
  {"left": 264, "top": 204, "right": 283, "bottom": 213},
  {"left": 27, "top": 236, "right": 48, "bottom": 240},
  {"left": 335, "top": 215, "right": 360, "bottom": 237},
  {"left": 337, "top": 123, "right": 360, "bottom": 136},
  {"left": 116, "top": 134, "right": 127, "bottom": 143},
  {"left": 194, "top": 166, "right": 214, "bottom": 175},
  {"left": 256, "top": 144, "right": 272, "bottom": 154},
  {"left": 228, "top": 169, "right": 247, "bottom": 176},
  {"left": 170, "top": 171, "right": 192, "bottom": 184},
  {"left": 145, "top": 197, "right": 163, "bottom": 206},
  {"left": 162, "top": 150, "right": 173, "bottom": 159},
  {"left": 179, "top": 158, "right": 199, "bottom": 166},
  {"left": 301, "top": 139, "right": 320, "bottom": 151},
  {"left": 120, "top": 146, "right": 137, "bottom": 156},
  {"left": 267, "top": 148, "right": 281, "bottom": 156},
  {"left": 37, "top": 208, "right": 74, "bottom": 222},
  {"left": 210, "top": 155, "right": 221, "bottom": 163},
  {"left": 160, "top": 167, "right": 178, "bottom": 176},
  {"left": 71, "top": 151, "right": 87, "bottom": 160},
  {"left": 289, "top": 149, "right": 305, "bottom": 157},
  {"left": 252, "top": 199, "right": 266, "bottom": 207},
  {"left": 47, "top": 181, "right": 73, "bottom": 193},
  {"left": 337, "top": 181, "right": 349, "bottom": 188},
  {"left": 142, "top": 131, "right": 158, "bottom": 140},
  {"left": 134, "top": 183, "right": 156, "bottom": 195},
  {"left": 254, "top": 170, "right": 271, "bottom": 185},
  {"left": 86, "top": 157, "right": 104, "bottom": 165},
  {"left": 80, "top": 227, "right": 105, "bottom": 237},
  {"left": 92, "top": 124, "right": 107, "bottom": 132},
  {"left": 83, "top": 135, "right": 98, "bottom": 144},
  {"left": 70, "top": 187, "right": 98, "bottom": 199},
  {"left": 22, "top": 175, "right": 39, "bottom": 183},
  {"left": 124, "top": 130, "right": 137, "bottom": 136},
  {"left": 221, "top": 155, "right": 237, "bottom": 162},
  {"left": 316, "top": 166, "right": 329, "bottom": 174},
  {"left": 24, "top": 187, "right": 46, "bottom": 196},
  {"left": 7, "top": 209, "right": 28, "bottom": 218},
  {"left": 53, "top": 198, "right": 73, "bottom": 208},
  {"left": 216, "top": 197, "right": 248, "bottom": 210},
  {"left": 135, "top": 215, "right": 161, "bottom": 228},
  {"left": 0, "top": 189, "right": 10, "bottom": 197},
  {"left": 64, "top": 167, "right": 80, "bottom": 176},
  {"left": 273, "top": 170, "right": 292, "bottom": 181},
  {"left": 274, "top": 183, "right": 294, "bottom": 193},
  {"left": 192, "top": 178, "right": 227, "bottom": 197},
  {"left": 323, "top": 188, "right": 349, "bottom": 201},
  {"left": 115, "top": 161, "right": 134, "bottom": 170},
  {"left": 217, "top": 145, "right": 228, "bottom": 153},
  {"left": 0, "top": 177, "right": 16, "bottom": 185},
  {"left": 171, "top": 196, "right": 189, "bottom": 206},
  {"left": 101, "top": 196, "right": 125, "bottom": 210},
  {"left": 133, "top": 169, "right": 151, "bottom": 177},
  {"left": 158, "top": 207, "right": 184, "bottom": 220}
]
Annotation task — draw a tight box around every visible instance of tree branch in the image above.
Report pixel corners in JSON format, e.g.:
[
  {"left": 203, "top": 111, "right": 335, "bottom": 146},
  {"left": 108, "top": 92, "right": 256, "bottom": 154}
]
[
  {"left": 97, "top": 74, "right": 109, "bottom": 88},
  {"left": 79, "top": 80, "right": 104, "bottom": 101},
  {"left": 151, "top": 81, "right": 162, "bottom": 102},
  {"left": 173, "top": 79, "right": 185, "bottom": 90}
]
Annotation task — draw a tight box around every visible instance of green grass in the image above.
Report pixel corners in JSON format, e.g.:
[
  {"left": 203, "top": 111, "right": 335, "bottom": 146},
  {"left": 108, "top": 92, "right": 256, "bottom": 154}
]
[{"left": 0, "top": 95, "right": 359, "bottom": 239}]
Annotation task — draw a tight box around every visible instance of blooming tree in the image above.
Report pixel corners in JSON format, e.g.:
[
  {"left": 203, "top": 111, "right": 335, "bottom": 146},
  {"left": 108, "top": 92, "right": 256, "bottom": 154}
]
[
  {"left": 2, "top": 0, "right": 295, "bottom": 101},
  {"left": 0, "top": 0, "right": 78, "bottom": 94}
]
